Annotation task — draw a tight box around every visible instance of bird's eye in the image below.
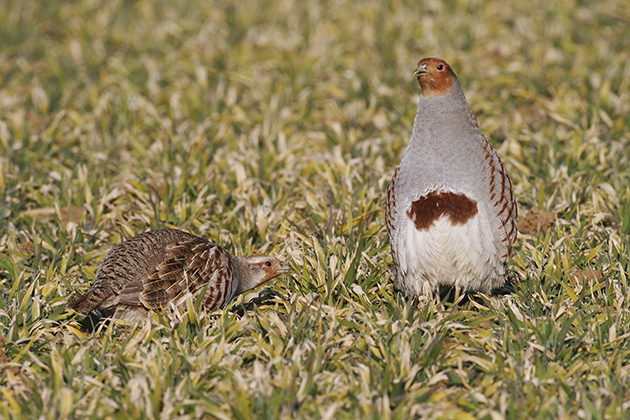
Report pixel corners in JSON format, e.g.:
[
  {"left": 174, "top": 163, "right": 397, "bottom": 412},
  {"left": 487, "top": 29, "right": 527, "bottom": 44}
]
[
  {"left": 265, "top": 261, "right": 272, "bottom": 267},
  {"left": 437, "top": 64, "right": 444, "bottom": 71}
]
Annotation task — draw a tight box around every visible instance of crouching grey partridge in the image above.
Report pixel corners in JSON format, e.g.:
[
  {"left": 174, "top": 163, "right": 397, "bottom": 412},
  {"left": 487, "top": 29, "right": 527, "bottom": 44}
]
[
  {"left": 68, "top": 228, "right": 287, "bottom": 322},
  {"left": 386, "top": 57, "right": 517, "bottom": 296}
]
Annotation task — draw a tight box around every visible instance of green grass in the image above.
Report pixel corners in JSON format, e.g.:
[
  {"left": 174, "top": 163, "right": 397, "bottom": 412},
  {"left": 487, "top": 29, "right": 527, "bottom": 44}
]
[{"left": 1, "top": 0, "right": 630, "bottom": 418}]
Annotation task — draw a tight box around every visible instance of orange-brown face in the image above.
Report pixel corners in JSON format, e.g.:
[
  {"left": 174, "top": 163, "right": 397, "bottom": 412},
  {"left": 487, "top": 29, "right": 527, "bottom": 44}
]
[
  {"left": 413, "top": 57, "right": 456, "bottom": 98},
  {"left": 237, "top": 256, "right": 289, "bottom": 294},
  {"left": 254, "top": 257, "right": 289, "bottom": 285}
]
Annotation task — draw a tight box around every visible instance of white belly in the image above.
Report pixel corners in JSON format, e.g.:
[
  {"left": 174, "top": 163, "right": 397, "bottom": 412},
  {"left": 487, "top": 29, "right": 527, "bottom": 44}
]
[{"left": 395, "top": 212, "right": 506, "bottom": 295}]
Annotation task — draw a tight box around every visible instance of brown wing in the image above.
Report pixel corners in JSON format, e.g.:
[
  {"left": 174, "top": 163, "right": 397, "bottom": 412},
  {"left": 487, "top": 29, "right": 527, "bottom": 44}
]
[
  {"left": 386, "top": 165, "right": 401, "bottom": 274},
  {"left": 118, "top": 240, "right": 238, "bottom": 311},
  {"left": 482, "top": 135, "right": 518, "bottom": 257},
  {"left": 68, "top": 229, "right": 207, "bottom": 313}
]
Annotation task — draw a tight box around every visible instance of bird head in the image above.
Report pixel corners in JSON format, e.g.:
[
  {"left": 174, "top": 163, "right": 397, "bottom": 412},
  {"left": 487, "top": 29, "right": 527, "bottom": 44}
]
[
  {"left": 413, "top": 57, "right": 457, "bottom": 98},
  {"left": 236, "top": 256, "right": 289, "bottom": 293}
]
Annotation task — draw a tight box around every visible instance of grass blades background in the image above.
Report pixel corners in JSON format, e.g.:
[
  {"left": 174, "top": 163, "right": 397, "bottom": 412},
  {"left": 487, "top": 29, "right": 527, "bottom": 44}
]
[{"left": 1, "top": 0, "right": 630, "bottom": 418}]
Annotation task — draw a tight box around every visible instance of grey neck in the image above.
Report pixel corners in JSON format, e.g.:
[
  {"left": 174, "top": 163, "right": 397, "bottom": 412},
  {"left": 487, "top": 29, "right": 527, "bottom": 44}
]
[
  {"left": 232, "top": 256, "right": 256, "bottom": 294},
  {"left": 412, "top": 80, "right": 479, "bottom": 146},
  {"left": 397, "top": 79, "right": 486, "bottom": 195}
]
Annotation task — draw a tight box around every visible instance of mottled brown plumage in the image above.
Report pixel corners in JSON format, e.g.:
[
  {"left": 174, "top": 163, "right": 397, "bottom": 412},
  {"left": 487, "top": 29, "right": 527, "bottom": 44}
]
[{"left": 68, "top": 229, "right": 286, "bottom": 322}]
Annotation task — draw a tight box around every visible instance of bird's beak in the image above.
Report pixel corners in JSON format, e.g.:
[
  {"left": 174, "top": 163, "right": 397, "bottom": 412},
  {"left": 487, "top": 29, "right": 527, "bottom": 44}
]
[
  {"left": 413, "top": 64, "right": 428, "bottom": 77},
  {"left": 276, "top": 263, "right": 291, "bottom": 275}
]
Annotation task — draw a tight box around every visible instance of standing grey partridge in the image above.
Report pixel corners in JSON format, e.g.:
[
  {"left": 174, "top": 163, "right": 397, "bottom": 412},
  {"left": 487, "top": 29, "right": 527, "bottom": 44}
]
[
  {"left": 386, "top": 57, "right": 517, "bottom": 297},
  {"left": 68, "top": 228, "right": 287, "bottom": 322}
]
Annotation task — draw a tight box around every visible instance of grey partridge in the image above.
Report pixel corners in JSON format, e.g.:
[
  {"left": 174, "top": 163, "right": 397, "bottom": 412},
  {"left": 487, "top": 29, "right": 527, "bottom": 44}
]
[
  {"left": 68, "top": 228, "right": 286, "bottom": 322},
  {"left": 386, "top": 57, "right": 517, "bottom": 296}
]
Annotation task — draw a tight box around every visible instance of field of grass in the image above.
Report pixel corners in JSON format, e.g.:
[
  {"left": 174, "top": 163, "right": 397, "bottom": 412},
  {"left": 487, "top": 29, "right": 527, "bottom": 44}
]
[{"left": 1, "top": 0, "right": 630, "bottom": 418}]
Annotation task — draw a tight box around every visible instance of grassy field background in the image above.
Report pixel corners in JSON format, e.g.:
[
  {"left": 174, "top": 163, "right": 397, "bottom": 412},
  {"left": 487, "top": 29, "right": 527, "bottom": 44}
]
[{"left": 1, "top": 0, "right": 630, "bottom": 418}]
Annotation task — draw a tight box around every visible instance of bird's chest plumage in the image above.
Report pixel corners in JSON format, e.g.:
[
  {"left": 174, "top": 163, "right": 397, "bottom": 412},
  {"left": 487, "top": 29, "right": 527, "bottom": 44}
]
[
  {"left": 387, "top": 177, "right": 507, "bottom": 295},
  {"left": 397, "top": 200, "right": 503, "bottom": 294}
]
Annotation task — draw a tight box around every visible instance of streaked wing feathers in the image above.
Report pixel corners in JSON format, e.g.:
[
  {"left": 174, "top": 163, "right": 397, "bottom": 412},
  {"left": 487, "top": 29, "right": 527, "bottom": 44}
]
[
  {"left": 482, "top": 135, "right": 518, "bottom": 257},
  {"left": 117, "top": 239, "right": 236, "bottom": 311}
]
